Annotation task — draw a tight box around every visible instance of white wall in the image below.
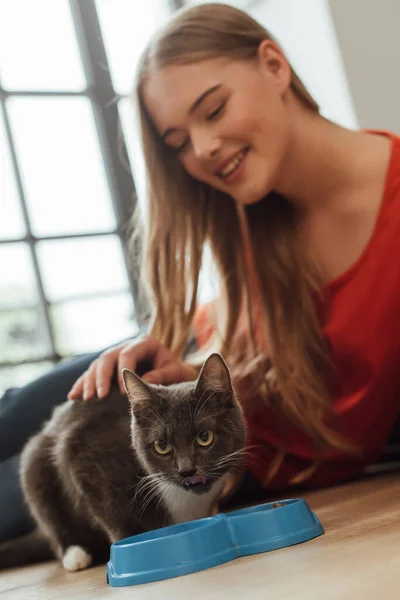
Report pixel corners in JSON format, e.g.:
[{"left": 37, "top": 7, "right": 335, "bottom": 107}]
[{"left": 329, "top": 0, "right": 400, "bottom": 134}]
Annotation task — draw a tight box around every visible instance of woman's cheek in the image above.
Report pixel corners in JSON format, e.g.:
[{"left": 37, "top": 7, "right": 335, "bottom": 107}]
[{"left": 181, "top": 155, "right": 206, "bottom": 183}]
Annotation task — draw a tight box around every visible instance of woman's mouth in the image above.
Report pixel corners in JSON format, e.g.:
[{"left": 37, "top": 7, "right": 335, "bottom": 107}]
[{"left": 217, "top": 147, "right": 250, "bottom": 184}]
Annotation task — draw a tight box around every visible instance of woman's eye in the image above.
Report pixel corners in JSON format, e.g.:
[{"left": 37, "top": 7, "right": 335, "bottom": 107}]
[
  {"left": 196, "top": 431, "right": 214, "bottom": 447},
  {"left": 206, "top": 102, "right": 226, "bottom": 121},
  {"left": 169, "top": 139, "right": 189, "bottom": 155},
  {"left": 154, "top": 440, "right": 172, "bottom": 455}
]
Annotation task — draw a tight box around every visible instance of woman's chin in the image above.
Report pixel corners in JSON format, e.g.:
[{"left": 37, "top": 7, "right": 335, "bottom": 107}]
[{"left": 234, "top": 189, "right": 270, "bottom": 207}]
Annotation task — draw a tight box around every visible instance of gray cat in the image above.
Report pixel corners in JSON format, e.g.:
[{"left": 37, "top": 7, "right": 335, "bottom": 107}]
[{"left": 0, "top": 353, "right": 246, "bottom": 572}]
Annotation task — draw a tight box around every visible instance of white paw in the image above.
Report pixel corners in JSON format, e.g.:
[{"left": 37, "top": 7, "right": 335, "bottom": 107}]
[{"left": 62, "top": 546, "right": 93, "bottom": 572}]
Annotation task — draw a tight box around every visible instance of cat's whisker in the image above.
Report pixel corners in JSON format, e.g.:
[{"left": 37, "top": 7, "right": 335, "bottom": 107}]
[
  {"left": 134, "top": 473, "right": 164, "bottom": 507},
  {"left": 144, "top": 407, "right": 166, "bottom": 430},
  {"left": 134, "top": 472, "right": 163, "bottom": 497},
  {"left": 213, "top": 452, "right": 245, "bottom": 464},
  {"left": 133, "top": 427, "right": 161, "bottom": 434},
  {"left": 154, "top": 478, "right": 173, "bottom": 507},
  {"left": 186, "top": 399, "right": 194, "bottom": 424},
  {"left": 137, "top": 472, "right": 164, "bottom": 482},
  {"left": 213, "top": 448, "right": 248, "bottom": 467},
  {"left": 154, "top": 483, "right": 167, "bottom": 512},
  {"left": 140, "top": 482, "right": 165, "bottom": 516},
  {"left": 213, "top": 460, "right": 244, "bottom": 470},
  {"left": 137, "top": 472, "right": 163, "bottom": 483},
  {"left": 138, "top": 477, "right": 163, "bottom": 500},
  {"left": 244, "top": 443, "right": 266, "bottom": 452},
  {"left": 197, "top": 413, "right": 218, "bottom": 426},
  {"left": 194, "top": 386, "right": 215, "bottom": 422},
  {"left": 195, "top": 385, "right": 211, "bottom": 411},
  {"left": 214, "top": 461, "right": 245, "bottom": 471},
  {"left": 134, "top": 417, "right": 164, "bottom": 432},
  {"left": 211, "top": 458, "right": 246, "bottom": 473},
  {"left": 194, "top": 391, "right": 216, "bottom": 424},
  {"left": 220, "top": 447, "right": 249, "bottom": 458},
  {"left": 156, "top": 480, "right": 174, "bottom": 512},
  {"left": 133, "top": 485, "right": 153, "bottom": 512},
  {"left": 134, "top": 481, "right": 158, "bottom": 505},
  {"left": 138, "top": 486, "right": 158, "bottom": 506}
]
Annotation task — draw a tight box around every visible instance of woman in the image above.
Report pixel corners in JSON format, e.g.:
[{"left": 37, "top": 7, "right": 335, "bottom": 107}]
[{"left": 2, "top": 3, "right": 400, "bottom": 541}]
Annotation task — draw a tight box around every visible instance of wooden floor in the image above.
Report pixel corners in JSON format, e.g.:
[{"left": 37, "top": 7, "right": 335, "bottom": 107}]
[{"left": 1, "top": 472, "right": 400, "bottom": 599}]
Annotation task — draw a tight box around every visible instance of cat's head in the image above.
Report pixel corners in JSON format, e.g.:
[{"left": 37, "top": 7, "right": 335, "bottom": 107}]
[{"left": 122, "top": 353, "right": 246, "bottom": 496}]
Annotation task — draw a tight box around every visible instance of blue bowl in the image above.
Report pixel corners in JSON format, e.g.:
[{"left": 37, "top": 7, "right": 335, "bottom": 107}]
[
  {"left": 107, "top": 515, "right": 237, "bottom": 587},
  {"left": 228, "top": 499, "right": 323, "bottom": 556},
  {"left": 107, "top": 499, "right": 323, "bottom": 587}
]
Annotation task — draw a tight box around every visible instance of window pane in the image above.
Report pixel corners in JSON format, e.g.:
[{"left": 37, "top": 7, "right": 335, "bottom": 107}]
[
  {"left": 0, "top": 107, "right": 25, "bottom": 239},
  {"left": 51, "top": 293, "right": 138, "bottom": 355},
  {"left": 0, "top": 361, "right": 54, "bottom": 397},
  {"left": 7, "top": 97, "right": 116, "bottom": 237},
  {"left": 96, "top": 0, "right": 171, "bottom": 96},
  {"left": 118, "top": 97, "right": 147, "bottom": 215},
  {"left": 0, "top": 243, "right": 37, "bottom": 308},
  {"left": 0, "top": 0, "right": 86, "bottom": 91},
  {"left": 198, "top": 243, "right": 219, "bottom": 304},
  {"left": 0, "top": 308, "right": 50, "bottom": 362},
  {"left": 37, "top": 236, "right": 129, "bottom": 302}
]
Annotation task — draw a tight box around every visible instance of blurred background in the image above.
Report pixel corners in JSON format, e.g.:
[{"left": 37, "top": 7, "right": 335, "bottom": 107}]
[{"left": 1, "top": 0, "right": 399, "bottom": 395}]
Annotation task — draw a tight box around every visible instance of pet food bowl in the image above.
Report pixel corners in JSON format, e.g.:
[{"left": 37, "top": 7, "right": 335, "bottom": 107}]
[
  {"left": 227, "top": 499, "right": 323, "bottom": 555},
  {"left": 106, "top": 498, "right": 323, "bottom": 587}
]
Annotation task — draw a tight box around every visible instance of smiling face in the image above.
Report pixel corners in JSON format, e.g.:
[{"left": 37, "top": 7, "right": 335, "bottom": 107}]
[{"left": 143, "top": 41, "right": 293, "bottom": 205}]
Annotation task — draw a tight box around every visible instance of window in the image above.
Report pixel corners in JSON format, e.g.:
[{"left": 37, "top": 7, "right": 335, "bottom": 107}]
[
  {"left": 2, "top": 0, "right": 354, "bottom": 394},
  {"left": 0, "top": 0, "right": 173, "bottom": 395}
]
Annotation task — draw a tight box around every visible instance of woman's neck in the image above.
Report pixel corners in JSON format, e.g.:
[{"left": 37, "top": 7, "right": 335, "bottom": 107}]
[{"left": 273, "top": 104, "right": 390, "bottom": 215}]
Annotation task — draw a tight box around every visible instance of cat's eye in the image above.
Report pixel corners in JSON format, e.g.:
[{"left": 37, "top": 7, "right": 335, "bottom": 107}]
[
  {"left": 154, "top": 440, "right": 172, "bottom": 455},
  {"left": 196, "top": 431, "right": 214, "bottom": 447}
]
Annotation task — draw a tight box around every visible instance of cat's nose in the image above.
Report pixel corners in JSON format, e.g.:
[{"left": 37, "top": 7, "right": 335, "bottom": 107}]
[{"left": 179, "top": 467, "right": 197, "bottom": 478}]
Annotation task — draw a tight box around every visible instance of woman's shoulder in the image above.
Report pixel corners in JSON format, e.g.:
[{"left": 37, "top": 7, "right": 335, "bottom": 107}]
[
  {"left": 375, "top": 129, "right": 400, "bottom": 221},
  {"left": 367, "top": 129, "right": 400, "bottom": 193}
]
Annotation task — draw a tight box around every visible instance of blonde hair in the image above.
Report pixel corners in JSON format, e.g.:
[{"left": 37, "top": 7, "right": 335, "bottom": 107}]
[{"left": 132, "top": 3, "right": 357, "bottom": 483}]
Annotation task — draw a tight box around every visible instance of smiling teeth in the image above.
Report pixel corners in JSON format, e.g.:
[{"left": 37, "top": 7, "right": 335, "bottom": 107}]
[{"left": 220, "top": 150, "right": 247, "bottom": 177}]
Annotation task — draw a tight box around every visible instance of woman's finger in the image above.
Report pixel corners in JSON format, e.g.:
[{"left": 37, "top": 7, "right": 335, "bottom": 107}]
[
  {"left": 83, "top": 361, "right": 97, "bottom": 401},
  {"left": 142, "top": 363, "right": 197, "bottom": 385},
  {"left": 95, "top": 349, "right": 121, "bottom": 398},
  {"left": 117, "top": 337, "right": 164, "bottom": 392},
  {"left": 151, "top": 344, "right": 176, "bottom": 370},
  {"left": 67, "top": 373, "right": 85, "bottom": 400}
]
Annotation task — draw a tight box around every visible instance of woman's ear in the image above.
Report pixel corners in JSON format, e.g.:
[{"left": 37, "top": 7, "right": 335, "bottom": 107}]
[{"left": 257, "top": 39, "right": 292, "bottom": 97}]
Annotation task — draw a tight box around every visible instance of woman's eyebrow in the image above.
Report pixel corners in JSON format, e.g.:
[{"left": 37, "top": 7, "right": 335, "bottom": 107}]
[
  {"left": 188, "top": 83, "right": 222, "bottom": 114},
  {"left": 162, "top": 84, "right": 222, "bottom": 141}
]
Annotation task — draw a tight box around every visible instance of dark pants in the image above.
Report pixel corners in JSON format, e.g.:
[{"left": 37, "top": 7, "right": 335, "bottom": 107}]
[{"left": 0, "top": 351, "right": 103, "bottom": 543}]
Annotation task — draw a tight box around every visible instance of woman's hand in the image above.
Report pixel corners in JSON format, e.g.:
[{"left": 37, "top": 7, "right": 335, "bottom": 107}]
[{"left": 67, "top": 336, "right": 199, "bottom": 401}]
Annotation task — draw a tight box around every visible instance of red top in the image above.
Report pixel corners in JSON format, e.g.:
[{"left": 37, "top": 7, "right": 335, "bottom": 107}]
[{"left": 194, "top": 130, "right": 400, "bottom": 490}]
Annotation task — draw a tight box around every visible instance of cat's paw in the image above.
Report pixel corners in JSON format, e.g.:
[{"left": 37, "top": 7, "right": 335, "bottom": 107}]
[{"left": 62, "top": 546, "right": 93, "bottom": 572}]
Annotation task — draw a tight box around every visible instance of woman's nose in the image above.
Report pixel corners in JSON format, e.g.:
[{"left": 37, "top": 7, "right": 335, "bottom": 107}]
[{"left": 191, "top": 130, "right": 221, "bottom": 162}]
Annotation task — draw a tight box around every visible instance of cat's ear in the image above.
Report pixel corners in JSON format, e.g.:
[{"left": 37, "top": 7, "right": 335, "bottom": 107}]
[
  {"left": 195, "top": 353, "right": 233, "bottom": 396},
  {"left": 122, "top": 368, "right": 152, "bottom": 412}
]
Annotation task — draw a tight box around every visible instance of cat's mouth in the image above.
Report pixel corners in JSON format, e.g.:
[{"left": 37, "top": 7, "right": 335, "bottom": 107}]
[{"left": 181, "top": 475, "right": 213, "bottom": 493}]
